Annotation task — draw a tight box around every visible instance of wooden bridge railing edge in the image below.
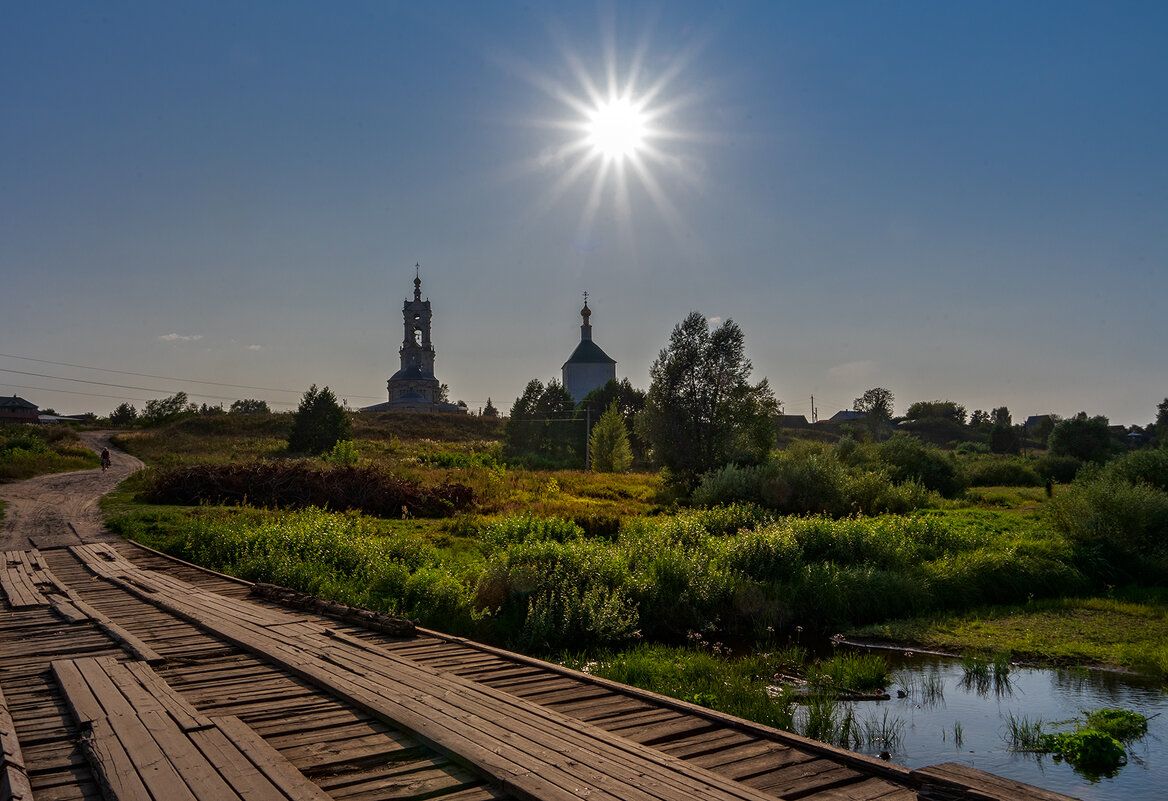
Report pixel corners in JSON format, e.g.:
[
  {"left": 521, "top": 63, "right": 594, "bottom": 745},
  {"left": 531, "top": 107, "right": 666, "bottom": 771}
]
[
  {"left": 113, "top": 539, "right": 1070, "bottom": 801},
  {"left": 414, "top": 625, "right": 919, "bottom": 783},
  {"left": 114, "top": 538, "right": 916, "bottom": 787}
]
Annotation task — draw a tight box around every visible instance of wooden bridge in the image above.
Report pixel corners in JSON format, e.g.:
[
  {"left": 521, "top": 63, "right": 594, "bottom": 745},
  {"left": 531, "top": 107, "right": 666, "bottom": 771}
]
[{"left": 1, "top": 540, "right": 1074, "bottom": 801}]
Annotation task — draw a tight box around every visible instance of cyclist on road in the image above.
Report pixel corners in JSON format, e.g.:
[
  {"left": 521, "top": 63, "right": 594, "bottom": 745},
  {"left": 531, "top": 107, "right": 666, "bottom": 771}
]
[{"left": 100, "top": 448, "right": 111, "bottom": 471}]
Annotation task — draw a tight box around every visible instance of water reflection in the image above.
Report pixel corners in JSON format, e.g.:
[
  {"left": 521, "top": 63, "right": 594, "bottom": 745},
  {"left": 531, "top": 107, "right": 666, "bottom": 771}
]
[{"left": 845, "top": 645, "right": 1167, "bottom": 801}]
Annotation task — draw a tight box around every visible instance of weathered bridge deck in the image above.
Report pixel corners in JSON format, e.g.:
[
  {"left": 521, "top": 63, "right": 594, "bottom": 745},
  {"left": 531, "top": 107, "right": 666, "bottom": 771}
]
[{"left": 1, "top": 541, "right": 1075, "bottom": 801}]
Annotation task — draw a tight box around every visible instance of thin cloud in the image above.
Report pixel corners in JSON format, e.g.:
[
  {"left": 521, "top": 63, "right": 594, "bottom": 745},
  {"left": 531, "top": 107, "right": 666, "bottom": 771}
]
[
  {"left": 246, "top": 344, "right": 262, "bottom": 351},
  {"left": 158, "top": 333, "right": 203, "bottom": 342},
  {"left": 828, "top": 360, "right": 877, "bottom": 380}
]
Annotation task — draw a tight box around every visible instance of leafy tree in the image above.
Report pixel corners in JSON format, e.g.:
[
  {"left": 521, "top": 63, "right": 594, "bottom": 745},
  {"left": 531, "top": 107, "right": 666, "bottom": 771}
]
[
  {"left": 506, "top": 380, "right": 545, "bottom": 455},
  {"left": 992, "top": 406, "right": 1012, "bottom": 427},
  {"left": 1157, "top": 397, "right": 1168, "bottom": 443},
  {"left": 853, "top": 387, "right": 895, "bottom": 438},
  {"left": 1030, "top": 414, "right": 1058, "bottom": 447},
  {"left": 581, "top": 378, "right": 648, "bottom": 462},
  {"left": 1048, "top": 413, "right": 1119, "bottom": 464},
  {"left": 505, "top": 379, "right": 580, "bottom": 463},
  {"left": 589, "top": 402, "right": 633, "bottom": 473},
  {"left": 643, "top": 312, "right": 778, "bottom": 489},
  {"left": 482, "top": 398, "right": 498, "bottom": 418},
  {"left": 200, "top": 403, "right": 225, "bottom": 416},
  {"left": 287, "top": 385, "right": 351, "bottom": 455},
  {"left": 109, "top": 403, "right": 137, "bottom": 426},
  {"left": 438, "top": 383, "right": 450, "bottom": 403},
  {"left": 535, "top": 379, "right": 578, "bottom": 459},
  {"left": 990, "top": 423, "right": 1022, "bottom": 455},
  {"left": 905, "top": 400, "right": 966, "bottom": 424},
  {"left": 230, "top": 399, "right": 270, "bottom": 415},
  {"left": 141, "top": 392, "right": 197, "bottom": 425},
  {"left": 902, "top": 399, "right": 968, "bottom": 446},
  {"left": 969, "top": 409, "right": 990, "bottom": 428}
]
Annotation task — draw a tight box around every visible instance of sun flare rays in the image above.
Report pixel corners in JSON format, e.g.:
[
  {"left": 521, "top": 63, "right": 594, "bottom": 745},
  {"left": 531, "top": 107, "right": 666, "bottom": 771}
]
[{"left": 497, "top": 11, "right": 707, "bottom": 248}]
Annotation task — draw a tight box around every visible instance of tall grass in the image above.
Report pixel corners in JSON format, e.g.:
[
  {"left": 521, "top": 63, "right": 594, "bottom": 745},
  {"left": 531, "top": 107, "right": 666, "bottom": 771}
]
[
  {"left": 806, "top": 653, "right": 889, "bottom": 693},
  {"left": 567, "top": 644, "right": 797, "bottom": 732},
  {"left": 119, "top": 501, "right": 1095, "bottom": 654}
]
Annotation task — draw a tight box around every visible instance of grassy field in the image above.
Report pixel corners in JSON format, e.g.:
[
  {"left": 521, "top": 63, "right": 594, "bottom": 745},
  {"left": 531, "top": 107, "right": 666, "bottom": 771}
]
[
  {"left": 0, "top": 424, "right": 98, "bottom": 483},
  {"left": 849, "top": 591, "right": 1168, "bottom": 676},
  {"left": 84, "top": 411, "right": 1168, "bottom": 755},
  {"left": 96, "top": 412, "right": 1166, "bottom": 703}
]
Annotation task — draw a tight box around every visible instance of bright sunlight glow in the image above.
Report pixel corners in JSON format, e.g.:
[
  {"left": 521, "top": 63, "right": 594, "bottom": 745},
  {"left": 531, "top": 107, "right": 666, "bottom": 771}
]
[
  {"left": 587, "top": 97, "right": 647, "bottom": 160},
  {"left": 503, "top": 12, "right": 706, "bottom": 247}
]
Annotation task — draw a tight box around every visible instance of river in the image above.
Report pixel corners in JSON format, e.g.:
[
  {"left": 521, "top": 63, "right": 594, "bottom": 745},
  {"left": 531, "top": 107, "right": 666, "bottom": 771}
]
[{"left": 832, "top": 647, "right": 1166, "bottom": 800}]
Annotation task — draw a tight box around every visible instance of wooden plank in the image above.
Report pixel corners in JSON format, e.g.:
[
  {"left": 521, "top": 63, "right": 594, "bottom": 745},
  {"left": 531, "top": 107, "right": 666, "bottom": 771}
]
[
  {"left": 50, "top": 661, "right": 106, "bottom": 727},
  {"left": 658, "top": 729, "right": 757, "bottom": 760},
  {"left": 213, "top": 715, "right": 334, "bottom": 801},
  {"left": 912, "top": 763, "right": 1076, "bottom": 801},
  {"left": 307, "top": 639, "right": 779, "bottom": 801},
  {"left": 746, "top": 760, "right": 862, "bottom": 795},
  {"left": 55, "top": 656, "right": 322, "bottom": 801},
  {"left": 47, "top": 594, "right": 90, "bottom": 624},
  {"left": 134, "top": 707, "right": 244, "bottom": 801},
  {"left": 1, "top": 553, "right": 48, "bottom": 609},
  {"left": 80, "top": 717, "right": 154, "bottom": 801},
  {"left": 0, "top": 682, "right": 34, "bottom": 801},
  {"left": 114, "top": 660, "right": 214, "bottom": 732},
  {"left": 187, "top": 725, "right": 289, "bottom": 801},
  {"left": 111, "top": 583, "right": 775, "bottom": 801},
  {"left": 690, "top": 741, "right": 811, "bottom": 775},
  {"left": 793, "top": 776, "right": 917, "bottom": 801}
]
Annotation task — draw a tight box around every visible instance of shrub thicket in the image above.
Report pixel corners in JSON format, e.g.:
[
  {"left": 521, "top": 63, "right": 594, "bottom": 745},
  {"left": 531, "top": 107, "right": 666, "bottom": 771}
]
[
  {"left": 875, "top": 436, "right": 964, "bottom": 497},
  {"left": 963, "top": 457, "right": 1042, "bottom": 487},
  {"left": 137, "top": 501, "right": 1088, "bottom": 654},
  {"left": 1034, "top": 454, "right": 1083, "bottom": 483},
  {"left": 143, "top": 462, "right": 473, "bottom": 518},
  {"left": 693, "top": 443, "right": 935, "bottom": 516},
  {"left": 0, "top": 424, "right": 96, "bottom": 481},
  {"left": 1048, "top": 464, "right": 1168, "bottom": 581}
]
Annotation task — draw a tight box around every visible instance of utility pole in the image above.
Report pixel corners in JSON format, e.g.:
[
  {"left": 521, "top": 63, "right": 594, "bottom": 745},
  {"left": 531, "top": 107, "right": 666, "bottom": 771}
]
[
  {"left": 585, "top": 406, "right": 591, "bottom": 470},
  {"left": 811, "top": 395, "right": 817, "bottom": 424}
]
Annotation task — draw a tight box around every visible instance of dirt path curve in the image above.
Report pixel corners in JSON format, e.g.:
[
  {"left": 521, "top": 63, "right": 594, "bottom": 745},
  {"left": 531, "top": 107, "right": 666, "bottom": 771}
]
[{"left": 0, "top": 431, "right": 144, "bottom": 550}]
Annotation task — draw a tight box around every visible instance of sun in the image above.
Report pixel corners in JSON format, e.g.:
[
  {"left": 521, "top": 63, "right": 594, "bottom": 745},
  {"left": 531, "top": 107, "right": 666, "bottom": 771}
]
[
  {"left": 499, "top": 12, "right": 707, "bottom": 244},
  {"left": 587, "top": 96, "right": 647, "bottom": 161}
]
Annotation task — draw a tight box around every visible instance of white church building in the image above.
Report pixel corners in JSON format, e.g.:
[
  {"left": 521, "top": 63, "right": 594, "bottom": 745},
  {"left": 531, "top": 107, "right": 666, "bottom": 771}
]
[{"left": 561, "top": 296, "right": 616, "bottom": 404}]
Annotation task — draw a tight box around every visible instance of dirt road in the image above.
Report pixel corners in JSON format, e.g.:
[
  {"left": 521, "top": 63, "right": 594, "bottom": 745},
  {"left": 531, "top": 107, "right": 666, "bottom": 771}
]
[{"left": 0, "top": 431, "right": 143, "bottom": 550}]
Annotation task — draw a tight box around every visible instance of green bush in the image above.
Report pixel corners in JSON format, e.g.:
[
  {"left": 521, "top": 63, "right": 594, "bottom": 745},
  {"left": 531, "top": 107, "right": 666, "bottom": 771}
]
[
  {"left": 1103, "top": 447, "right": 1168, "bottom": 492},
  {"left": 479, "top": 513, "right": 584, "bottom": 551},
  {"left": 288, "top": 385, "right": 351, "bottom": 455},
  {"left": 693, "top": 444, "right": 939, "bottom": 517},
  {"left": 876, "top": 436, "right": 964, "bottom": 497},
  {"left": 478, "top": 536, "right": 640, "bottom": 651},
  {"left": 1048, "top": 473, "right": 1168, "bottom": 579},
  {"left": 963, "top": 458, "right": 1042, "bottom": 487},
  {"left": 1034, "top": 454, "right": 1082, "bottom": 483},
  {"left": 955, "top": 441, "right": 990, "bottom": 455}
]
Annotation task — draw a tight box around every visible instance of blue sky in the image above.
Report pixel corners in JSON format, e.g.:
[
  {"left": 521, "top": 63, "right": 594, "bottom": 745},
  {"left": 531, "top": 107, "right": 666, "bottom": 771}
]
[{"left": 3, "top": 1, "right": 1165, "bottom": 425}]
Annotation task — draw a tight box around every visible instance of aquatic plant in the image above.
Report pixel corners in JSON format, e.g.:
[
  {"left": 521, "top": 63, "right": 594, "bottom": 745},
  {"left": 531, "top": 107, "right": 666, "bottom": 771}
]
[{"left": 1005, "top": 707, "right": 1149, "bottom": 780}]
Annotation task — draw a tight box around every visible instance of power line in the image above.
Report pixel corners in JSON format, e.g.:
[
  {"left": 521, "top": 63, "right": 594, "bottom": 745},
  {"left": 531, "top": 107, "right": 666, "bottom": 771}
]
[
  {"left": 0, "top": 381, "right": 298, "bottom": 408},
  {"left": 0, "top": 352, "right": 305, "bottom": 394},
  {"left": 0, "top": 367, "right": 236, "bottom": 398},
  {"left": 0, "top": 352, "right": 384, "bottom": 400}
]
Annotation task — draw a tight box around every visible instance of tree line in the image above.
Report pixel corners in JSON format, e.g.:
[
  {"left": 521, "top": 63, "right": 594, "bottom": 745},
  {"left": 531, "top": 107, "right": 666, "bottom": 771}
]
[{"left": 505, "top": 311, "right": 1168, "bottom": 490}]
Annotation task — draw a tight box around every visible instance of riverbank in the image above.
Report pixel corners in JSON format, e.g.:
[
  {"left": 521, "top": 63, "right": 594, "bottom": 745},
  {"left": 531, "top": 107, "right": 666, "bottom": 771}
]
[{"left": 847, "top": 591, "right": 1168, "bottom": 679}]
